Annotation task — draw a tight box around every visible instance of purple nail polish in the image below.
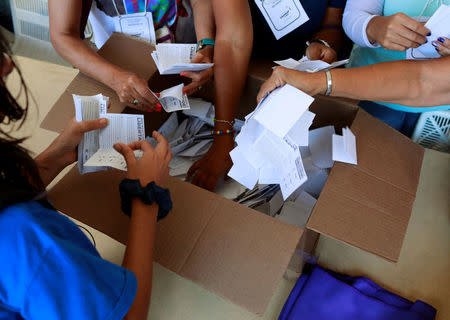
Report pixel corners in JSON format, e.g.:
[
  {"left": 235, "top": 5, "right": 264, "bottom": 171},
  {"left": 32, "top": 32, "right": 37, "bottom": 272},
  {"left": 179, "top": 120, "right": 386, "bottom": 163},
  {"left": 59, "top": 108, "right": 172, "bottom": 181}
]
[
  {"left": 435, "top": 47, "right": 440, "bottom": 52},
  {"left": 438, "top": 37, "right": 445, "bottom": 43},
  {"left": 427, "top": 32, "right": 431, "bottom": 36},
  {"left": 432, "top": 42, "right": 439, "bottom": 48}
]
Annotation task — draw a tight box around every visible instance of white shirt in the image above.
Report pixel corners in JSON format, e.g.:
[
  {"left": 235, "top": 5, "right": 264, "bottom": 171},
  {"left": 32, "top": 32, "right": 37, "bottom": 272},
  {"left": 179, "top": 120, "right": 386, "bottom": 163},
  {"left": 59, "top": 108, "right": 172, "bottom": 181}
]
[{"left": 343, "top": 0, "right": 384, "bottom": 48}]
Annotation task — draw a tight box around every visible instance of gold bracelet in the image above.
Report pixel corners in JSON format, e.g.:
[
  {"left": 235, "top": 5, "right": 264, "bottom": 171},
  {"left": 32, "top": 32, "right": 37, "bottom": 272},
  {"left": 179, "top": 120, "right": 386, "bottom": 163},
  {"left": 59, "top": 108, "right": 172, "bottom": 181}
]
[{"left": 213, "top": 118, "right": 235, "bottom": 127}]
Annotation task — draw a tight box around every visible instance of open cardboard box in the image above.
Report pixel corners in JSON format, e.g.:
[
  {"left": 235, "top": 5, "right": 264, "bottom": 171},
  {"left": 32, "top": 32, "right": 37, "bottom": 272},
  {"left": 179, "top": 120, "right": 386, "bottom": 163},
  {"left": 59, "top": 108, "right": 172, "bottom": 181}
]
[{"left": 40, "top": 33, "right": 424, "bottom": 315}]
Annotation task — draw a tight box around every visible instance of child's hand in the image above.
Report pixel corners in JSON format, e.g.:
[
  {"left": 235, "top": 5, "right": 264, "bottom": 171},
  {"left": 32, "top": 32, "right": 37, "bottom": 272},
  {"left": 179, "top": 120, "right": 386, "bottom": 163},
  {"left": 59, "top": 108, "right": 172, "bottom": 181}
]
[{"left": 114, "top": 131, "right": 171, "bottom": 188}]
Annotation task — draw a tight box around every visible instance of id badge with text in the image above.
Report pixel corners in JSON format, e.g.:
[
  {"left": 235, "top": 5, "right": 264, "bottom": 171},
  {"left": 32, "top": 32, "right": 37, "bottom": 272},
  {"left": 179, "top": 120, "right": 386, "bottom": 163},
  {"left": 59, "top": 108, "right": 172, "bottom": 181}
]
[
  {"left": 113, "top": 12, "right": 156, "bottom": 44},
  {"left": 255, "top": 0, "right": 309, "bottom": 40}
]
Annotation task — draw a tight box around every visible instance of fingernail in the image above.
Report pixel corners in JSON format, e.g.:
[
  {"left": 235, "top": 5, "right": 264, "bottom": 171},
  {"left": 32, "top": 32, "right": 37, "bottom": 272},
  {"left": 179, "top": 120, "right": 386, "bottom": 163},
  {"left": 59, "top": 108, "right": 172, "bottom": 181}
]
[
  {"left": 180, "top": 72, "right": 186, "bottom": 77},
  {"left": 113, "top": 144, "right": 121, "bottom": 152},
  {"left": 155, "top": 92, "right": 160, "bottom": 97},
  {"left": 182, "top": 89, "right": 187, "bottom": 94},
  {"left": 435, "top": 47, "right": 440, "bottom": 52},
  {"left": 156, "top": 103, "right": 162, "bottom": 108},
  {"left": 427, "top": 32, "right": 431, "bottom": 36},
  {"left": 432, "top": 41, "right": 439, "bottom": 47},
  {"left": 99, "top": 118, "right": 108, "bottom": 125},
  {"left": 438, "top": 37, "right": 445, "bottom": 43}
]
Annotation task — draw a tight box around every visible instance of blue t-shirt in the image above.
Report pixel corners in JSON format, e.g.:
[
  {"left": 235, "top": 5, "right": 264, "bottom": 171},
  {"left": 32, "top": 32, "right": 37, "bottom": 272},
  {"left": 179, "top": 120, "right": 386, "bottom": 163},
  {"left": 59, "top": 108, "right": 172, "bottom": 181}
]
[
  {"left": 0, "top": 201, "right": 137, "bottom": 320},
  {"left": 251, "top": 0, "right": 347, "bottom": 59}
]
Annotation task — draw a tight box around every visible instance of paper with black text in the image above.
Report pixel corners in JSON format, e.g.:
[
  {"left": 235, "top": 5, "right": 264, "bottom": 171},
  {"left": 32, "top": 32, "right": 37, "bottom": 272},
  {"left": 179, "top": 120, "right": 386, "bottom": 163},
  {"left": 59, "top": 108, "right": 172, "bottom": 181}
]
[
  {"left": 84, "top": 113, "right": 145, "bottom": 171},
  {"left": 73, "top": 94, "right": 108, "bottom": 174},
  {"left": 254, "top": 0, "right": 309, "bottom": 40},
  {"left": 332, "top": 127, "right": 357, "bottom": 165},
  {"left": 151, "top": 43, "right": 214, "bottom": 75},
  {"left": 159, "top": 84, "right": 190, "bottom": 112}
]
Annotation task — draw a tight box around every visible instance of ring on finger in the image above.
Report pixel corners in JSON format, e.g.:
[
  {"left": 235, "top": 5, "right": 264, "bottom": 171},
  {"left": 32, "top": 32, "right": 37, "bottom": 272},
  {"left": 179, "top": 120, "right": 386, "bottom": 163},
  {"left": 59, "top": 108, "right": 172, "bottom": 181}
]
[
  {"left": 132, "top": 99, "right": 139, "bottom": 106},
  {"left": 198, "top": 85, "right": 203, "bottom": 91}
]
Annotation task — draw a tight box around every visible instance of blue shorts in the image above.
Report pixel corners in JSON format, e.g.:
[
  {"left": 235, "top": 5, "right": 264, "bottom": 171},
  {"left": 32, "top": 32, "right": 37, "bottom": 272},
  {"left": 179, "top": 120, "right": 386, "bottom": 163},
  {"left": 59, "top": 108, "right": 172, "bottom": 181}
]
[{"left": 359, "top": 101, "right": 420, "bottom": 138}]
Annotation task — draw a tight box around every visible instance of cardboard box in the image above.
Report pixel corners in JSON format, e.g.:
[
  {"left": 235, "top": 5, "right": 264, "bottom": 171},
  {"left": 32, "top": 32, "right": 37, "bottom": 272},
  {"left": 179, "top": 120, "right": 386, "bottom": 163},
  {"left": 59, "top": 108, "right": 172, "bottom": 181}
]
[{"left": 40, "top": 33, "right": 424, "bottom": 315}]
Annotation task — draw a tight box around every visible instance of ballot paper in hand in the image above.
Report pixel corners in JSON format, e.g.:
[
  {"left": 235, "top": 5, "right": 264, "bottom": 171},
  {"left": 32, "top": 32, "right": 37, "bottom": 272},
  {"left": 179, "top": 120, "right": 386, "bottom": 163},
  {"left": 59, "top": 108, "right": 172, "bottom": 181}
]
[
  {"left": 158, "top": 84, "right": 190, "bottom": 112},
  {"left": 84, "top": 113, "right": 145, "bottom": 171},
  {"left": 251, "top": 84, "right": 314, "bottom": 138},
  {"left": 414, "top": 5, "right": 450, "bottom": 59},
  {"left": 286, "top": 110, "right": 315, "bottom": 146},
  {"left": 274, "top": 56, "right": 349, "bottom": 72},
  {"left": 151, "top": 43, "right": 214, "bottom": 75},
  {"left": 332, "top": 127, "right": 357, "bottom": 165},
  {"left": 74, "top": 94, "right": 109, "bottom": 174}
]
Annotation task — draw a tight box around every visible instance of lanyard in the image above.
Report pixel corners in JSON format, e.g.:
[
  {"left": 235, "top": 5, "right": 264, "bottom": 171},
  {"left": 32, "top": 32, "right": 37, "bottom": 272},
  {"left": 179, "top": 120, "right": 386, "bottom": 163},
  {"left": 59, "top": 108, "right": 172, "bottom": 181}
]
[{"left": 112, "top": 0, "right": 148, "bottom": 17}]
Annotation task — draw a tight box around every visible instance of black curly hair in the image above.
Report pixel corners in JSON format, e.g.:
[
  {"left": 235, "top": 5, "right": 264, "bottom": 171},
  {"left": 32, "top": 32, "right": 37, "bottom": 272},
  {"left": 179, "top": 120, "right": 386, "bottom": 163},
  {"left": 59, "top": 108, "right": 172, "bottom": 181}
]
[{"left": 0, "top": 30, "right": 45, "bottom": 208}]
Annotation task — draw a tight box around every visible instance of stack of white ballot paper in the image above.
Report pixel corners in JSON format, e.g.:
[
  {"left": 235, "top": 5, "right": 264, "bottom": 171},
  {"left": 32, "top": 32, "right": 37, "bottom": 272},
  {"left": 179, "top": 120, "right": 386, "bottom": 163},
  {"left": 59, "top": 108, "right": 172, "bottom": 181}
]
[
  {"left": 158, "top": 83, "right": 190, "bottom": 112},
  {"left": 228, "top": 84, "right": 358, "bottom": 201},
  {"left": 74, "top": 94, "right": 145, "bottom": 173},
  {"left": 274, "top": 56, "right": 348, "bottom": 73},
  {"left": 407, "top": 4, "right": 450, "bottom": 59},
  {"left": 151, "top": 43, "right": 214, "bottom": 75}
]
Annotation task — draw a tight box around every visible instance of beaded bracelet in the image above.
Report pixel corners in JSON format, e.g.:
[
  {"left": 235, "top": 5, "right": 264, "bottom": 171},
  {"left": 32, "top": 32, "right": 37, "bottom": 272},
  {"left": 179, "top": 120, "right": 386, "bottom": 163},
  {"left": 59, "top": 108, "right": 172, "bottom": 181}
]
[{"left": 210, "top": 129, "right": 235, "bottom": 135}]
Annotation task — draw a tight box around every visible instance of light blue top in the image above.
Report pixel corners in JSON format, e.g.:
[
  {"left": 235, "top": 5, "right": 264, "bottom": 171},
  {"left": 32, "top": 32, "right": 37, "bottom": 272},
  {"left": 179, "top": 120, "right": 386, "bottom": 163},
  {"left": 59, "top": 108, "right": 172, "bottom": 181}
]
[
  {"left": 0, "top": 201, "right": 137, "bottom": 320},
  {"left": 347, "top": 0, "right": 450, "bottom": 113}
]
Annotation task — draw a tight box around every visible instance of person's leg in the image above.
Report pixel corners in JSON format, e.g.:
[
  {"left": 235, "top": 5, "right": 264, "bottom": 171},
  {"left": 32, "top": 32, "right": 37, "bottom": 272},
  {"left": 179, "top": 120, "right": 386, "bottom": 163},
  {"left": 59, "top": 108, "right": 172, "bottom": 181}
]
[{"left": 358, "top": 101, "right": 406, "bottom": 131}]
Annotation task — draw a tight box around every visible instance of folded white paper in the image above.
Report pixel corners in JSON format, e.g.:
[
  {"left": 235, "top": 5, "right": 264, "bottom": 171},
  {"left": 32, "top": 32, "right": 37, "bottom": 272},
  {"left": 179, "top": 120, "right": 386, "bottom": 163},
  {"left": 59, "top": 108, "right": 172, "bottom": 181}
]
[
  {"left": 309, "top": 126, "right": 335, "bottom": 169},
  {"left": 274, "top": 56, "right": 349, "bottom": 72},
  {"left": 416, "top": 5, "right": 450, "bottom": 59},
  {"left": 151, "top": 43, "right": 214, "bottom": 75},
  {"left": 332, "top": 127, "right": 357, "bottom": 165},
  {"left": 286, "top": 110, "right": 315, "bottom": 146},
  {"left": 159, "top": 84, "right": 190, "bottom": 112},
  {"left": 251, "top": 84, "right": 314, "bottom": 138},
  {"left": 228, "top": 147, "right": 259, "bottom": 189}
]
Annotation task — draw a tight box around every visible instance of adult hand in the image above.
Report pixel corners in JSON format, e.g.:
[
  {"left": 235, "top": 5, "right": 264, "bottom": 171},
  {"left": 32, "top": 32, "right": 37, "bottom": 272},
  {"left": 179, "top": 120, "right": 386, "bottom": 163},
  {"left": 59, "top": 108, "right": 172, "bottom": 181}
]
[
  {"left": 181, "top": 46, "right": 214, "bottom": 96},
  {"left": 305, "top": 42, "right": 337, "bottom": 63},
  {"left": 111, "top": 71, "right": 161, "bottom": 112},
  {"left": 186, "top": 134, "right": 234, "bottom": 191},
  {"left": 256, "top": 67, "right": 327, "bottom": 103},
  {"left": 366, "top": 13, "right": 430, "bottom": 51},
  {"left": 114, "top": 131, "right": 171, "bottom": 187},
  {"left": 433, "top": 37, "right": 450, "bottom": 57}
]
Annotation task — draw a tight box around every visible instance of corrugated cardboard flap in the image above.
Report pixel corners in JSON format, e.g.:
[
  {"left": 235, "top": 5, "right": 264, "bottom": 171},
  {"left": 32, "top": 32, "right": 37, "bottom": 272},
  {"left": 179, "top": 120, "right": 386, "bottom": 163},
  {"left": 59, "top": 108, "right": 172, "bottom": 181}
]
[
  {"left": 307, "top": 109, "right": 424, "bottom": 262},
  {"left": 48, "top": 167, "right": 303, "bottom": 314}
]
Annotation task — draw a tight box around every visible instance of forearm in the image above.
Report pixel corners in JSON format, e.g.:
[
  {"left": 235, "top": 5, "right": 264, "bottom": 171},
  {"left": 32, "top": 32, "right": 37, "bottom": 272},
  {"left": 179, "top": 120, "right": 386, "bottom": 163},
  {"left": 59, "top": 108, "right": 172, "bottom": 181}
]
[
  {"left": 330, "top": 58, "right": 450, "bottom": 107},
  {"left": 191, "top": 0, "right": 215, "bottom": 40},
  {"left": 51, "top": 33, "right": 126, "bottom": 90},
  {"left": 34, "top": 149, "right": 66, "bottom": 188},
  {"left": 312, "top": 8, "right": 345, "bottom": 51},
  {"left": 122, "top": 199, "right": 158, "bottom": 319},
  {"left": 212, "top": 1, "right": 253, "bottom": 125}
]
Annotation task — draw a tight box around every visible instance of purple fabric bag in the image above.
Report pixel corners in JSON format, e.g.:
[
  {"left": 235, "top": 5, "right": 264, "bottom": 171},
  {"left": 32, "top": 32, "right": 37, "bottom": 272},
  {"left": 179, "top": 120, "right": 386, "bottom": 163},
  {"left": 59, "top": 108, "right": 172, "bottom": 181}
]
[{"left": 279, "top": 265, "right": 436, "bottom": 320}]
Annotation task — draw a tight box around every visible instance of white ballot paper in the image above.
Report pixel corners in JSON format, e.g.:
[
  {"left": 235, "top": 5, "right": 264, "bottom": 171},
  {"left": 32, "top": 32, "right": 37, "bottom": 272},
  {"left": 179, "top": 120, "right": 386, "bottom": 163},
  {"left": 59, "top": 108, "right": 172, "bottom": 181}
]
[
  {"left": 113, "top": 12, "right": 156, "bottom": 44},
  {"left": 84, "top": 113, "right": 145, "bottom": 171},
  {"left": 332, "top": 127, "right": 357, "bottom": 165},
  {"left": 286, "top": 110, "right": 315, "bottom": 146},
  {"left": 158, "top": 84, "right": 190, "bottom": 112},
  {"left": 309, "top": 126, "right": 335, "bottom": 169},
  {"left": 412, "top": 5, "right": 450, "bottom": 59},
  {"left": 151, "top": 43, "right": 214, "bottom": 75},
  {"left": 254, "top": 0, "right": 309, "bottom": 40},
  {"left": 74, "top": 94, "right": 109, "bottom": 174},
  {"left": 276, "top": 190, "right": 316, "bottom": 228},
  {"left": 274, "top": 56, "right": 349, "bottom": 72},
  {"left": 251, "top": 84, "right": 314, "bottom": 138}
]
